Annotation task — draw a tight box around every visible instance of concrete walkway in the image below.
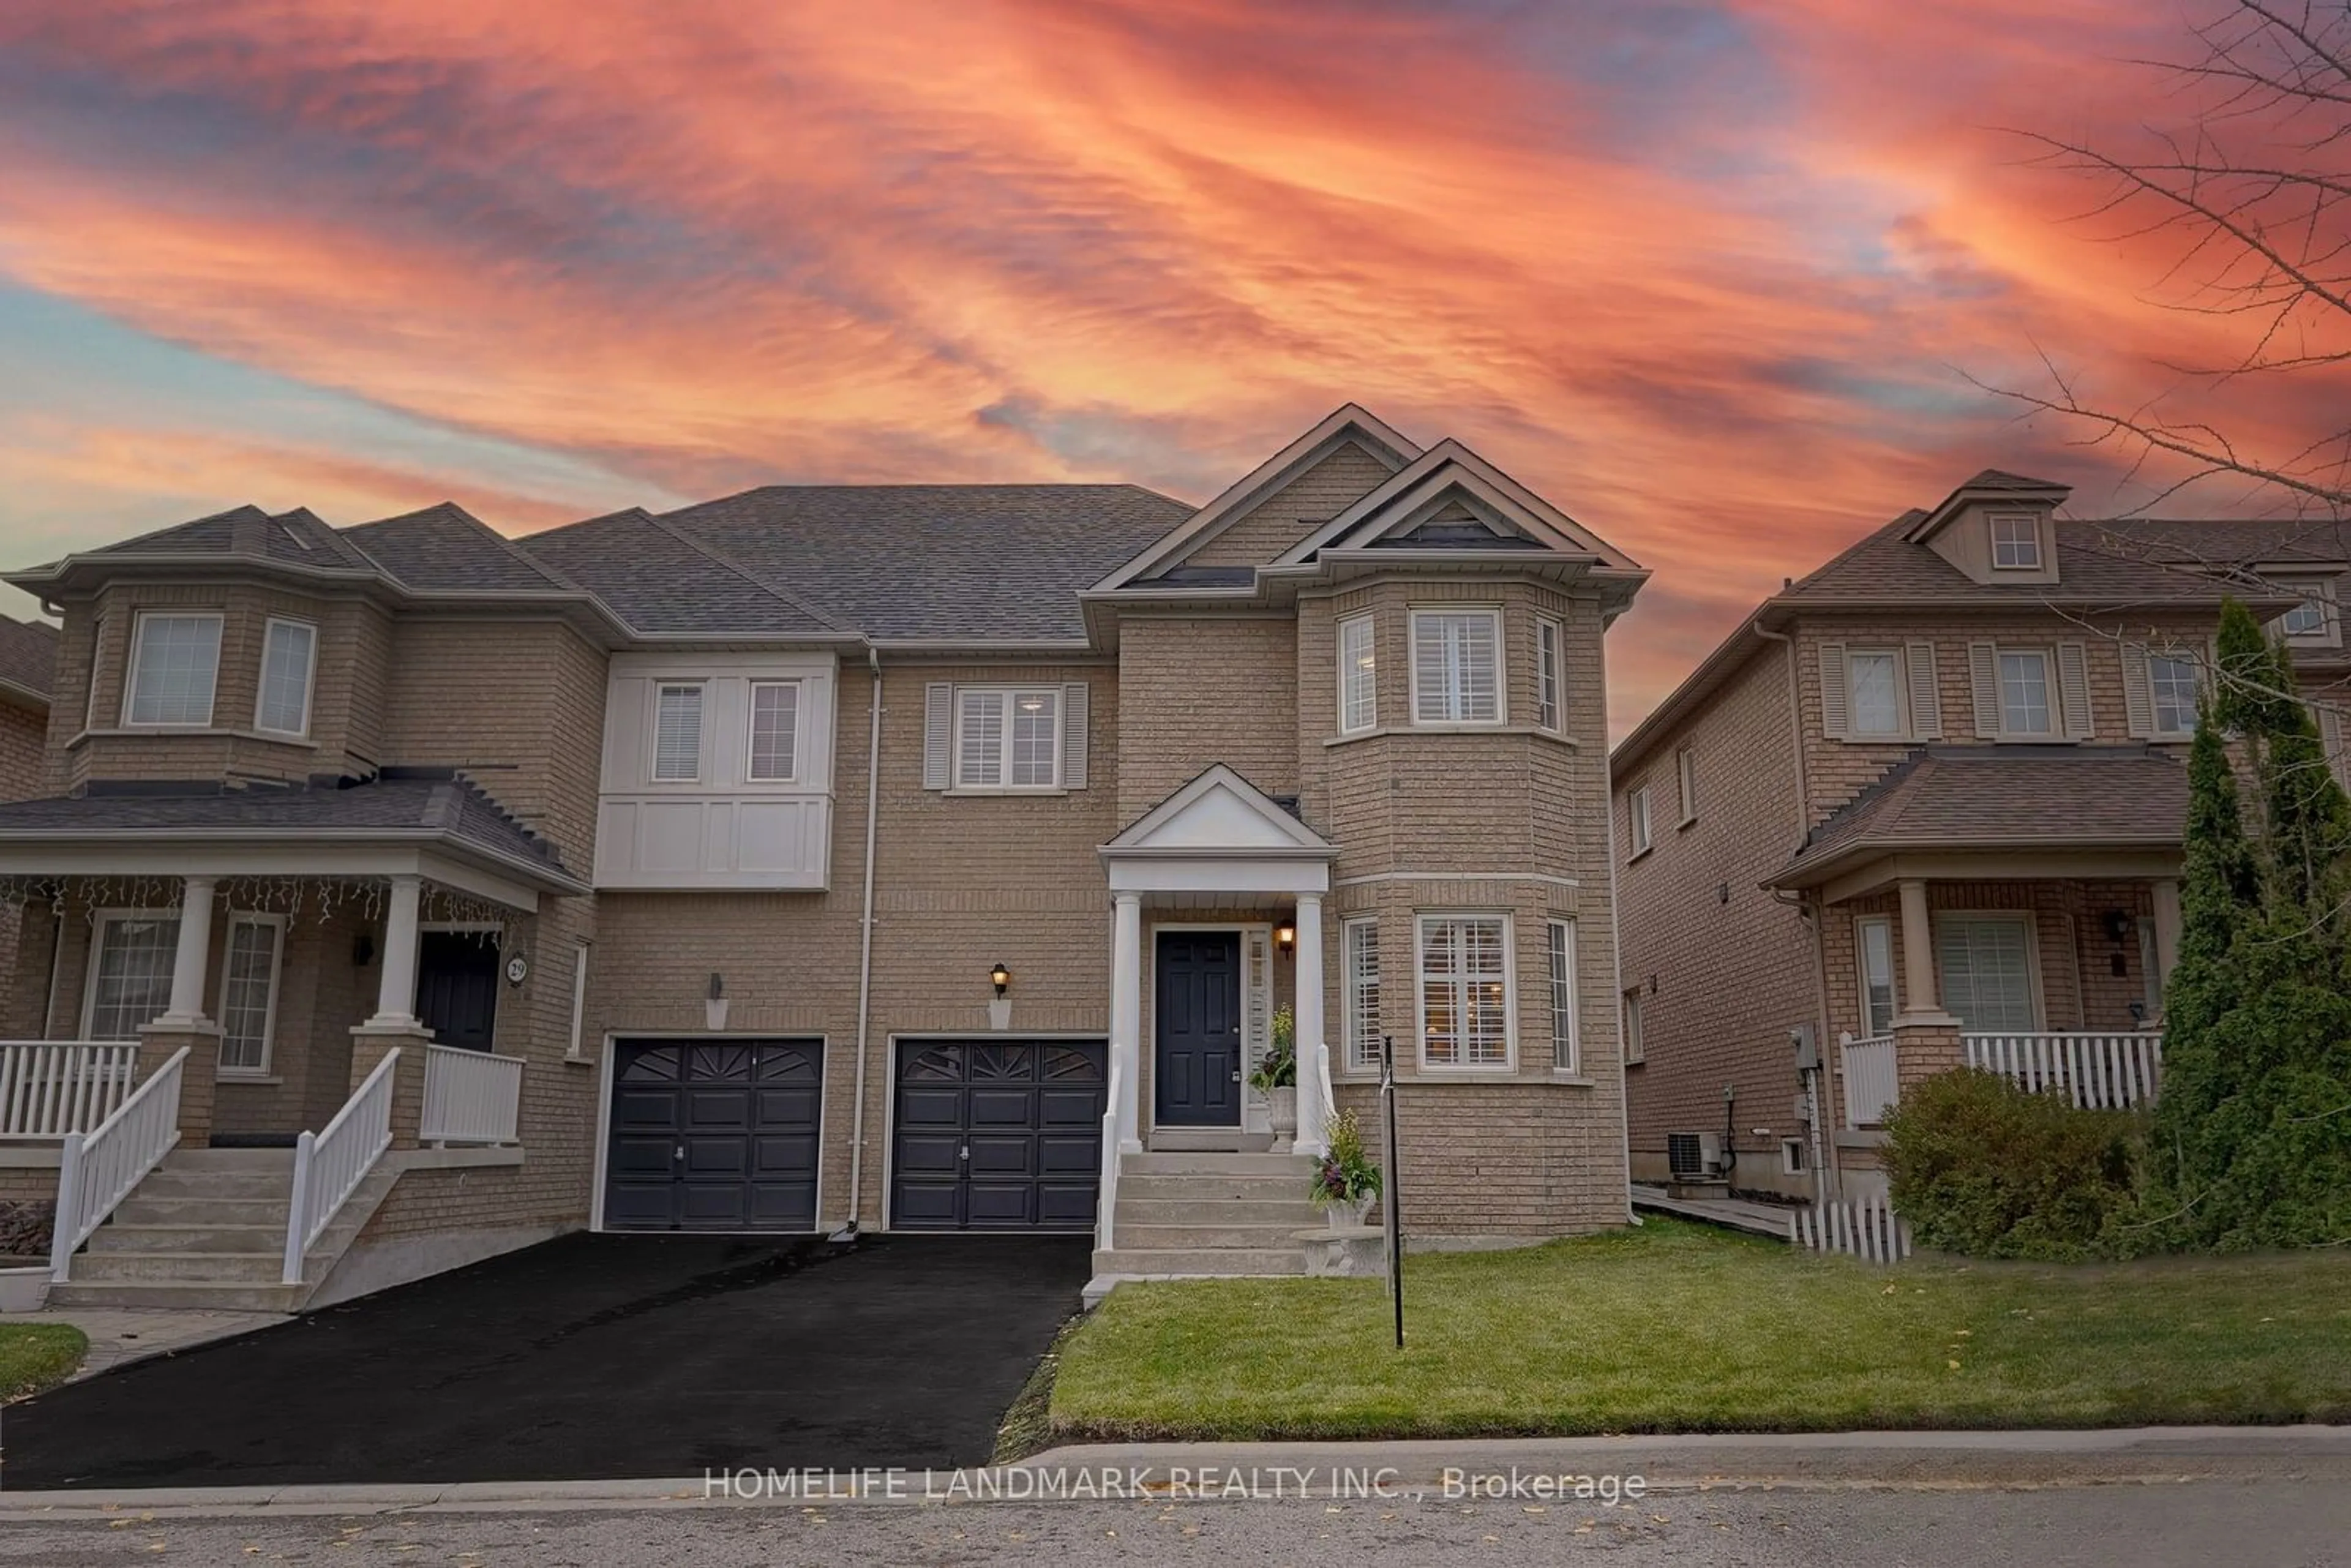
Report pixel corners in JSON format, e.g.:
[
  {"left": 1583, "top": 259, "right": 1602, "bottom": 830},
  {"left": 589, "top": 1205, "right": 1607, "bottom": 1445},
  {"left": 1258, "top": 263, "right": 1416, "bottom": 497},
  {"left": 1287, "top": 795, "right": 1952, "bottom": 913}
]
[
  {"left": 10, "top": 1304, "right": 288, "bottom": 1381},
  {"left": 1629, "top": 1183, "right": 1796, "bottom": 1239}
]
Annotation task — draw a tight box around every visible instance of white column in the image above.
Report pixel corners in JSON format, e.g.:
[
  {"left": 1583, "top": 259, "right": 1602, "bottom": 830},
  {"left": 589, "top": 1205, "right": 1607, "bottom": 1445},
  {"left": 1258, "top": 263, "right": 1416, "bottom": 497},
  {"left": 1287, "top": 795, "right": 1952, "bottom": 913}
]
[
  {"left": 1292, "top": 892, "right": 1328, "bottom": 1155},
  {"left": 158, "top": 876, "right": 217, "bottom": 1026},
  {"left": 1111, "top": 893, "right": 1143, "bottom": 1153},
  {"left": 1893, "top": 877, "right": 1951, "bottom": 1024},
  {"left": 368, "top": 874, "right": 426, "bottom": 1030}
]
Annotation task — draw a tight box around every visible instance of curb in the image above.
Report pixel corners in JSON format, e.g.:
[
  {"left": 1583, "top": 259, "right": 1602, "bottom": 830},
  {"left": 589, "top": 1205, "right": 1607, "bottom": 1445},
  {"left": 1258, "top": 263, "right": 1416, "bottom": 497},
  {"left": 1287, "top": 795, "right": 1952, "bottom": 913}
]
[{"left": 1, "top": 1426, "right": 2346, "bottom": 1515}]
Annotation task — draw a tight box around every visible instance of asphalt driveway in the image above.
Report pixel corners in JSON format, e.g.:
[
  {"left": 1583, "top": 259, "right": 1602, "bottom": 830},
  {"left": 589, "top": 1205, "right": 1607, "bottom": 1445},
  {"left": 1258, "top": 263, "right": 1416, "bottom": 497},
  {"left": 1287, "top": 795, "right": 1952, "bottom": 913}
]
[{"left": 1, "top": 1232, "right": 1092, "bottom": 1489}]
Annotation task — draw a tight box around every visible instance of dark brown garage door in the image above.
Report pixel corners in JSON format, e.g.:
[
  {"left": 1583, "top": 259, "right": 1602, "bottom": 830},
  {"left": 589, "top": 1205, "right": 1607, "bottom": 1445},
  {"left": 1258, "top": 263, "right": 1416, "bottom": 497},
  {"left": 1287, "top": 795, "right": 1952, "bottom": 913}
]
[
  {"left": 891, "top": 1039, "right": 1106, "bottom": 1232},
  {"left": 604, "top": 1038, "right": 822, "bottom": 1231}
]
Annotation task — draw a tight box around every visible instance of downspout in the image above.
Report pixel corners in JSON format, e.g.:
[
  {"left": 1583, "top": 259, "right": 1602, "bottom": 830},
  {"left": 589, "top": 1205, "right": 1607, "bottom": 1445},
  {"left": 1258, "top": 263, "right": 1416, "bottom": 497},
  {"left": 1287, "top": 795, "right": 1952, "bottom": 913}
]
[
  {"left": 1752, "top": 618, "right": 1841, "bottom": 1198},
  {"left": 1604, "top": 636, "right": 1637, "bottom": 1226},
  {"left": 834, "top": 647, "right": 884, "bottom": 1242}
]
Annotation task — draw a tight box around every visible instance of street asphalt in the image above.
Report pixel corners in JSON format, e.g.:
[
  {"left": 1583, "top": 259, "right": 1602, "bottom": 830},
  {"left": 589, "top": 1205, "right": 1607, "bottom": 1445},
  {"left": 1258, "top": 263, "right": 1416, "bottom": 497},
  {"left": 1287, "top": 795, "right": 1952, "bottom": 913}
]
[{"left": 0, "top": 1479, "right": 2342, "bottom": 1564}]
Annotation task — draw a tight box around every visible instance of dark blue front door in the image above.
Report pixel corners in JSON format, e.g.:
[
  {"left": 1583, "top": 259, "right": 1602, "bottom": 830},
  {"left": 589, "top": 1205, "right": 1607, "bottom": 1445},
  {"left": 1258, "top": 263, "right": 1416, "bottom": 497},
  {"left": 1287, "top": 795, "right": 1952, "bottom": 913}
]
[{"left": 1155, "top": 931, "right": 1242, "bottom": 1127}]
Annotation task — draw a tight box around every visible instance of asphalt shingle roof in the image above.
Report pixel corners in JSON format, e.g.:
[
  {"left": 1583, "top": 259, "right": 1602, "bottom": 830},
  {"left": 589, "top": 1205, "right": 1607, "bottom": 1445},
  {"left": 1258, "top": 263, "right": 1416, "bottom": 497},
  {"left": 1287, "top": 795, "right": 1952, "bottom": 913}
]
[
  {"left": 345, "top": 504, "right": 579, "bottom": 595},
  {"left": 642, "top": 484, "right": 1193, "bottom": 641},
  {"left": 0, "top": 772, "right": 574, "bottom": 882},
  {"left": 1771, "top": 745, "right": 2190, "bottom": 887},
  {"left": 82, "top": 505, "right": 378, "bottom": 574},
  {"left": 516, "top": 509, "right": 845, "bottom": 637},
  {"left": 0, "top": 614, "right": 59, "bottom": 700}
]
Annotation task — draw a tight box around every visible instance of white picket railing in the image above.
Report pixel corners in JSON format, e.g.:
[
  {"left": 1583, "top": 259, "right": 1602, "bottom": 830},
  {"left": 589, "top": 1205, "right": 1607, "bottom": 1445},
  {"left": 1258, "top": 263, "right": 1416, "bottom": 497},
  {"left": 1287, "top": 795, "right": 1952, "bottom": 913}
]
[
  {"left": 1964, "top": 1031, "right": 2165, "bottom": 1110},
  {"left": 419, "top": 1045, "right": 524, "bottom": 1144},
  {"left": 1791, "top": 1192, "right": 1912, "bottom": 1263},
  {"left": 0, "top": 1041, "right": 142, "bottom": 1138},
  {"left": 1839, "top": 1032, "right": 1901, "bottom": 1127},
  {"left": 50, "top": 1048, "right": 186, "bottom": 1283},
  {"left": 283, "top": 1049, "right": 399, "bottom": 1285},
  {"left": 1095, "top": 1059, "right": 1124, "bottom": 1253}
]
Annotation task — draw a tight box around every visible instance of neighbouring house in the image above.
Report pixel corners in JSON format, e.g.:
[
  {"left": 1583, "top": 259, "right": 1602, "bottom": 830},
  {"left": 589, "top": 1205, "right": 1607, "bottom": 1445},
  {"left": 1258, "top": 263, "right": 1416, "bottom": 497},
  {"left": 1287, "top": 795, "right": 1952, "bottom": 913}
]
[
  {"left": 0, "top": 405, "right": 1646, "bottom": 1308},
  {"left": 0, "top": 612, "right": 58, "bottom": 1164},
  {"left": 1611, "top": 471, "right": 2351, "bottom": 1203}
]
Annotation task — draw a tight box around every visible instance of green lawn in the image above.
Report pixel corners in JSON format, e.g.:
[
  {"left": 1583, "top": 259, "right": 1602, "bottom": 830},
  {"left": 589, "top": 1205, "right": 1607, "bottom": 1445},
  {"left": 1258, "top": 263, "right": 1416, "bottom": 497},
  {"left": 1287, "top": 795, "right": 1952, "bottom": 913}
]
[
  {"left": 1049, "top": 1220, "right": 2351, "bottom": 1442},
  {"left": 0, "top": 1323, "right": 85, "bottom": 1401}
]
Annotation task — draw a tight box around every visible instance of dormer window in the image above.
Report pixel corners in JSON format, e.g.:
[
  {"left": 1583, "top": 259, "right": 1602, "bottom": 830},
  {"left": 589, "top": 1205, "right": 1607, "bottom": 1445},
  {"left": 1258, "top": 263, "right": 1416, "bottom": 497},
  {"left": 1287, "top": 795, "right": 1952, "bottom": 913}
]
[{"left": 1989, "top": 513, "right": 2042, "bottom": 571}]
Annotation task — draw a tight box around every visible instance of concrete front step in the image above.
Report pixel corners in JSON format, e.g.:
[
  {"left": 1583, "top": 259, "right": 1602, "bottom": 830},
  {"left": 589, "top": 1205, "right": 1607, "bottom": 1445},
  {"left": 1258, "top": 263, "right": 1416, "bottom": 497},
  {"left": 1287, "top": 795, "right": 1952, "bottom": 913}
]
[
  {"left": 133, "top": 1170, "right": 296, "bottom": 1199},
  {"left": 113, "top": 1196, "right": 293, "bottom": 1227},
  {"left": 1115, "top": 1174, "right": 1316, "bottom": 1203},
  {"left": 84, "top": 1223, "right": 290, "bottom": 1255},
  {"left": 48, "top": 1279, "right": 307, "bottom": 1313},
  {"left": 1112, "top": 1223, "right": 1321, "bottom": 1250},
  {"left": 69, "top": 1250, "right": 288, "bottom": 1284},
  {"left": 1090, "top": 1247, "right": 1306, "bottom": 1277},
  {"left": 1114, "top": 1198, "right": 1322, "bottom": 1226},
  {"left": 1122, "top": 1152, "right": 1314, "bottom": 1176},
  {"left": 167, "top": 1147, "right": 298, "bottom": 1169}
]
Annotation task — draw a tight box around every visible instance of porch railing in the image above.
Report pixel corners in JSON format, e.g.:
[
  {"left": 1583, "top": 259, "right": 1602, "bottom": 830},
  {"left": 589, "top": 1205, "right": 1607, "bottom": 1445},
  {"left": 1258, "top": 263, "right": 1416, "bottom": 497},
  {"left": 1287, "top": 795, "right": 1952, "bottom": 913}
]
[
  {"left": 419, "top": 1045, "right": 524, "bottom": 1145},
  {"left": 50, "top": 1047, "right": 186, "bottom": 1283},
  {"left": 1965, "top": 1032, "right": 2164, "bottom": 1111},
  {"left": 1095, "top": 1058, "right": 1123, "bottom": 1254},
  {"left": 1839, "top": 1032, "right": 1900, "bottom": 1127},
  {"left": 0, "top": 1041, "right": 141, "bottom": 1138},
  {"left": 283, "top": 1048, "right": 399, "bottom": 1286}
]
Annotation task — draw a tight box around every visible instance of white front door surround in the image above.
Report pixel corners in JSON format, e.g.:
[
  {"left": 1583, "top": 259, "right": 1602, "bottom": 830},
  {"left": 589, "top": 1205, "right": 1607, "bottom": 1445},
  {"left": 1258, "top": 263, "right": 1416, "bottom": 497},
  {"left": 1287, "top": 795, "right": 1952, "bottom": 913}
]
[{"left": 1101, "top": 766, "right": 1340, "bottom": 1156}]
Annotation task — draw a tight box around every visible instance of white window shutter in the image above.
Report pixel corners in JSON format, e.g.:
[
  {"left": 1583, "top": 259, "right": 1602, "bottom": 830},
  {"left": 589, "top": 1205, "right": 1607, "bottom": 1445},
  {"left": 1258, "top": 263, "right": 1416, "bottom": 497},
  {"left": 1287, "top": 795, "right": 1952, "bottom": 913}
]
[
  {"left": 1903, "top": 642, "right": 1941, "bottom": 740},
  {"left": 1968, "top": 642, "right": 2000, "bottom": 738},
  {"left": 1061, "top": 682, "right": 1089, "bottom": 790},
  {"left": 1818, "top": 643, "right": 1850, "bottom": 741},
  {"left": 923, "top": 683, "right": 953, "bottom": 790},
  {"left": 2057, "top": 642, "right": 2094, "bottom": 739},
  {"left": 2120, "top": 646, "right": 2154, "bottom": 739}
]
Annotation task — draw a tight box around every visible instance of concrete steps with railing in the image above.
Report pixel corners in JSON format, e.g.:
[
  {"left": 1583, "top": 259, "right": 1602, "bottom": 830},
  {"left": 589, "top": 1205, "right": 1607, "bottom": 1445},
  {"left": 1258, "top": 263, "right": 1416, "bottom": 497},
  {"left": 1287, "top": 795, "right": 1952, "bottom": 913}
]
[
  {"left": 1087, "top": 1150, "right": 1322, "bottom": 1304},
  {"left": 50, "top": 1147, "right": 396, "bottom": 1313}
]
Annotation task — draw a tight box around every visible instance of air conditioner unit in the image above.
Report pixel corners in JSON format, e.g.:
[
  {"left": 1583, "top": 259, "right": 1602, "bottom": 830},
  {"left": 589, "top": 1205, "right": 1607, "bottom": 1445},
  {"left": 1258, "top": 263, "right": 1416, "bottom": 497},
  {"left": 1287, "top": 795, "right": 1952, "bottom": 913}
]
[{"left": 1666, "top": 1131, "right": 1725, "bottom": 1179}]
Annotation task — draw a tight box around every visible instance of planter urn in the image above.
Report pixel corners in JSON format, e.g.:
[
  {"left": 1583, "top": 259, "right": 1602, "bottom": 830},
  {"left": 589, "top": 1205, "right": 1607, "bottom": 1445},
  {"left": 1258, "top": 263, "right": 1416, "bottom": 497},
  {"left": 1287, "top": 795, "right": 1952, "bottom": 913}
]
[{"left": 1266, "top": 1085, "right": 1297, "bottom": 1142}]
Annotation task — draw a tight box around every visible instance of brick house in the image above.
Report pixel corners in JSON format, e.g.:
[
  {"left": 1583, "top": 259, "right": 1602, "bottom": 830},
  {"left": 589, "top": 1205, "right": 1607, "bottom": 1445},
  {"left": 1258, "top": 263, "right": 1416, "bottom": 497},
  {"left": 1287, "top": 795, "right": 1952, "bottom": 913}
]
[
  {"left": 0, "top": 405, "right": 1646, "bottom": 1308},
  {"left": 1611, "top": 471, "right": 2350, "bottom": 1202}
]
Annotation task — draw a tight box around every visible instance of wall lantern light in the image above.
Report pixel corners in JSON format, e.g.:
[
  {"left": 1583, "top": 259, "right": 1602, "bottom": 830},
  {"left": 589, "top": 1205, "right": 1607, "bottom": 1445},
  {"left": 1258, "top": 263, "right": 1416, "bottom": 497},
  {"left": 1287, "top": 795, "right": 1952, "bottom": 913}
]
[
  {"left": 2101, "top": 910, "right": 2134, "bottom": 943},
  {"left": 1274, "top": 922, "right": 1297, "bottom": 955},
  {"left": 990, "top": 962, "right": 1012, "bottom": 998}
]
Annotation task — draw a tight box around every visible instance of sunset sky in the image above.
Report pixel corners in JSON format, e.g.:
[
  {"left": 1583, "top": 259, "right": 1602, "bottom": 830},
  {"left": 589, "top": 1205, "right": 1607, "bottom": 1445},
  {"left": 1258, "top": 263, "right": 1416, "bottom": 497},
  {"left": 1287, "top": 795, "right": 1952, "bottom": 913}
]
[{"left": 0, "top": 1, "right": 2330, "bottom": 733}]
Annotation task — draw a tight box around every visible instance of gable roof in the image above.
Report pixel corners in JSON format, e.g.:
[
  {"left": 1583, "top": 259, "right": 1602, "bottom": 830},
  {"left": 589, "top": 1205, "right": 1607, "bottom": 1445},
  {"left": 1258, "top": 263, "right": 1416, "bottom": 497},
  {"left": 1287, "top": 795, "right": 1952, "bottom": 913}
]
[
  {"left": 1280, "top": 438, "right": 1644, "bottom": 571},
  {"left": 68, "top": 505, "right": 381, "bottom": 575},
  {"left": 1092, "top": 405, "right": 1419, "bottom": 592},
  {"left": 1103, "top": 763, "right": 1337, "bottom": 857},
  {"left": 1902, "top": 469, "right": 2072, "bottom": 545},
  {"left": 0, "top": 614, "right": 58, "bottom": 707}
]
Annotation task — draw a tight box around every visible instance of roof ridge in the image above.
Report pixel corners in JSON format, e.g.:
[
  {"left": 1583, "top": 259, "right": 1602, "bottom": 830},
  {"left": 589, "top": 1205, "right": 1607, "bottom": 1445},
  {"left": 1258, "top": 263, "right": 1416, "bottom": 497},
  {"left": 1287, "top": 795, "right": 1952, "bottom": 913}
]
[{"left": 641, "top": 514, "right": 854, "bottom": 635}]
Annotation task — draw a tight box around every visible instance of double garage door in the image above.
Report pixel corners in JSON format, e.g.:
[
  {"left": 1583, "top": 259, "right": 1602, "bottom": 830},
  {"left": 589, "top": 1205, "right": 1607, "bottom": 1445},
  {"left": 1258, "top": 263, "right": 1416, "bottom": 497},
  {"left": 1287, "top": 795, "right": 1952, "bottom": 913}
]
[{"left": 602, "top": 1035, "right": 1106, "bottom": 1233}]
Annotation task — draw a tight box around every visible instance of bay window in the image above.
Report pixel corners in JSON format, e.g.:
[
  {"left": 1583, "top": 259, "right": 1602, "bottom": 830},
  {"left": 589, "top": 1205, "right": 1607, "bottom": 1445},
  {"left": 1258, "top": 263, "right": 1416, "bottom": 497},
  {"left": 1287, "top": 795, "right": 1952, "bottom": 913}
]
[
  {"left": 1417, "top": 913, "right": 1512, "bottom": 1068},
  {"left": 124, "top": 613, "right": 223, "bottom": 727},
  {"left": 1410, "top": 609, "right": 1502, "bottom": 725}
]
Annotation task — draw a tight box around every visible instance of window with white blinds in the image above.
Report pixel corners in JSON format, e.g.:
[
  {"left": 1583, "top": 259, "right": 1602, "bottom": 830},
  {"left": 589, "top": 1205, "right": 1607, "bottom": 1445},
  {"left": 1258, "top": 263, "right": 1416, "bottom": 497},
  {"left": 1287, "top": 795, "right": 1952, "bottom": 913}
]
[
  {"left": 1410, "top": 609, "right": 1502, "bottom": 724},
  {"left": 124, "top": 613, "right": 223, "bottom": 726},
  {"left": 1418, "top": 913, "right": 1512, "bottom": 1068},
  {"left": 1338, "top": 615, "right": 1376, "bottom": 733},
  {"left": 1547, "top": 918, "right": 1579, "bottom": 1073},
  {"left": 651, "top": 684, "right": 705, "bottom": 781},
  {"left": 1847, "top": 650, "right": 1902, "bottom": 735},
  {"left": 1858, "top": 916, "right": 1896, "bottom": 1037},
  {"left": 1534, "top": 617, "right": 1563, "bottom": 731},
  {"left": 85, "top": 915, "right": 179, "bottom": 1041},
  {"left": 957, "top": 688, "right": 1060, "bottom": 789},
  {"left": 746, "top": 680, "right": 800, "bottom": 781},
  {"left": 254, "top": 618, "right": 316, "bottom": 737},
  {"left": 1344, "top": 917, "right": 1381, "bottom": 1071},
  {"left": 1933, "top": 914, "right": 2037, "bottom": 1033}
]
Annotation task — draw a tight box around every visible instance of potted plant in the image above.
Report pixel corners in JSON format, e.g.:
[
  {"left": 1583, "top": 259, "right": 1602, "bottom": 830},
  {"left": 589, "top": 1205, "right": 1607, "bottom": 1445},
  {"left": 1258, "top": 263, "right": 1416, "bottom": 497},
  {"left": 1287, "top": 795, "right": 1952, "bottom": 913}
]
[
  {"left": 1310, "top": 1109, "right": 1382, "bottom": 1228},
  {"left": 0, "top": 1202, "right": 54, "bottom": 1313},
  {"left": 1248, "top": 1006, "right": 1298, "bottom": 1141}
]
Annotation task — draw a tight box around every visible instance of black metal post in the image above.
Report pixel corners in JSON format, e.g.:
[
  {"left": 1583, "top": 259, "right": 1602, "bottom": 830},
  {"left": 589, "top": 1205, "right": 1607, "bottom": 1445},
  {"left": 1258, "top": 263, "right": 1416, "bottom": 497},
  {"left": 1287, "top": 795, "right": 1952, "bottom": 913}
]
[{"left": 1381, "top": 1032, "right": 1403, "bottom": 1348}]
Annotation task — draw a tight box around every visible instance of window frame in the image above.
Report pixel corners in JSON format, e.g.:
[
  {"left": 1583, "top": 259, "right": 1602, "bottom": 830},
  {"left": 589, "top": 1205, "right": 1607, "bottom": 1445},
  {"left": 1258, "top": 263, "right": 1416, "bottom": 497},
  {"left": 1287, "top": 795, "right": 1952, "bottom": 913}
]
[
  {"left": 2276, "top": 578, "right": 2341, "bottom": 647},
  {"left": 1856, "top": 914, "right": 1897, "bottom": 1038},
  {"left": 2147, "top": 650, "right": 2200, "bottom": 739},
  {"left": 1844, "top": 647, "right": 1906, "bottom": 737},
  {"left": 1336, "top": 614, "right": 1377, "bottom": 735},
  {"left": 216, "top": 913, "right": 285, "bottom": 1076},
  {"left": 953, "top": 686, "right": 1063, "bottom": 792},
  {"left": 1987, "top": 512, "right": 2043, "bottom": 571},
  {"left": 1342, "top": 915, "right": 1381, "bottom": 1073},
  {"left": 252, "top": 616, "right": 318, "bottom": 739},
  {"left": 1994, "top": 647, "right": 2057, "bottom": 738},
  {"left": 744, "top": 678, "right": 804, "bottom": 784},
  {"left": 1414, "top": 911, "right": 1515, "bottom": 1071},
  {"left": 1534, "top": 615, "right": 1564, "bottom": 732},
  {"left": 1622, "top": 987, "right": 1645, "bottom": 1065},
  {"left": 1408, "top": 607, "right": 1506, "bottom": 727},
  {"left": 122, "top": 611, "right": 225, "bottom": 729},
  {"left": 1547, "top": 917, "right": 1580, "bottom": 1075},
  {"left": 80, "top": 909, "right": 182, "bottom": 1042},
  {"left": 1932, "top": 911, "right": 2043, "bottom": 1033},
  {"left": 1780, "top": 1137, "right": 1808, "bottom": 1176},
  {"left": 649, "top": 681, "right": 707, "bottom": 784},
  {"left": 1674, "top": 747, "right": 1697, "bottom": 826},
  {"left": 1627, "top": 786, "right": 1653, "bottom": 858}
]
